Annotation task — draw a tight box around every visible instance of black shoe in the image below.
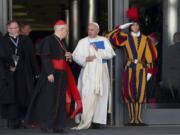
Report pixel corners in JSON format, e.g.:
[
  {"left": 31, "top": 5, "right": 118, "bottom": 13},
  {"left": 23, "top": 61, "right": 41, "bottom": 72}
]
[
  {"left": 53, "top": 128, "right": 66, "bottom": 133},
  {"left": 40, "top": 123, "right": 50, "bottom": 132},
  {"left": 137, "top": 123, "right": 148, "bottom": 126},
  {"left": 91, "top": 123, "right": 102, "bottom": 129},
  {"left": 8, "top": 125, "right": 20, "bottom": 129},
  {"left": 40, "top": 127, "right": 48, "bottom": 132},
  {"left": 20, "top": 120, "right": 26, "bottom": 129},
  {"left": 124, "top": 123, "right": 136, "bottom": 126}
]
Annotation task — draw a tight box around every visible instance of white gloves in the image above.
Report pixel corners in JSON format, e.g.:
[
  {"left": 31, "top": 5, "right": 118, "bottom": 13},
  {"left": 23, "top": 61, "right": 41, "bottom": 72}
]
[
  {"left": 147, "top": 73, "right": 152, "bottom": 81},
  {"left": 119, "top": 22, "right": 134, "bottom": 29}
]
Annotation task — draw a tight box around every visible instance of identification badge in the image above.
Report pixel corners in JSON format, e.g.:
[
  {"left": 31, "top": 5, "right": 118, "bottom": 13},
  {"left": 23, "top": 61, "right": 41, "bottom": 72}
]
[{"left": 12, "top": 54, "right": 20, "bottom": 66}]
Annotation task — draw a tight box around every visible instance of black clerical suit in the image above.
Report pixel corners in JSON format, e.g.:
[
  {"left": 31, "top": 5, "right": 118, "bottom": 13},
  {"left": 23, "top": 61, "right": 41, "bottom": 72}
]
[
  {"left": 0, "top": 34, "right": 39, "bottom": 128},
  {"left": 25, "top": 34, "right": 68, "bottom": 132}
]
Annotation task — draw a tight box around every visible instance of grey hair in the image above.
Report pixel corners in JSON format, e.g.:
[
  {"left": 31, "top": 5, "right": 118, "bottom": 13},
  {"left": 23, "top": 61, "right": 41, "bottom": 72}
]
[
  {"left": 89, "top": 22, "right": 100, "bottom": 30},
  {"left": 54, "top": 25, "right": 65, "bottom": 31}
]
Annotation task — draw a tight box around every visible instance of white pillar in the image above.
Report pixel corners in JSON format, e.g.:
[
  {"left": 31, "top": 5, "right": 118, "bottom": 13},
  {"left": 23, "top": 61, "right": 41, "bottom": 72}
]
[
  {"left": 65, "top": 9, "right": 70, "bottom": 47},
  {"left": 0, "top": 0, "right": 12, "bottom": 128},
  {"left": 162, "top": 0, "right": 179, "bottom": 81},
  {"left": 80, "top": 0, "right": 99, "bottom": 36},
  {"left": 69, "top": 0, "right": 80, "bottom": 51},
  {"left": 163, "top": 0, "right": 179, "bottom": 46},
  {"left": 0, "top": 0, "right": 12, "bottom": 34}
]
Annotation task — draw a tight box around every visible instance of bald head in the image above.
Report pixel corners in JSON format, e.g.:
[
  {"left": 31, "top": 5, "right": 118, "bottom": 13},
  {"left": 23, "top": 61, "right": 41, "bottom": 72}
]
[{"left": 88, "top": 22, "right": 100, "bottom": 38}]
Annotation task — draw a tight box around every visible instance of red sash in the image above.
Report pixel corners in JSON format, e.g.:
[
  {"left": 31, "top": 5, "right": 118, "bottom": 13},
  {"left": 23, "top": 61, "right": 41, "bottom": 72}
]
[
  {"left": 51, "top": 59, "right": 82, "bottom": 118},
  {"left": 51, "top": 59, "right": 67, "bottom": 70}
]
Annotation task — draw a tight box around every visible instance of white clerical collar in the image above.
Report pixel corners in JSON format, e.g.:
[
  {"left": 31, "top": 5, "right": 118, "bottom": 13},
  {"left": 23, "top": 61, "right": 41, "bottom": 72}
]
[
  {"left": 54, "top": 33, "right": 63, "bottom": 40},
  {"left": 9, "top": 34, "right": 18, "bottom": 38},
  {"left": 131, "top": 31, "right": 141, "bottom": 37},
  {"left": 88, "top": 36, "right": 99, "bottom": 42}
]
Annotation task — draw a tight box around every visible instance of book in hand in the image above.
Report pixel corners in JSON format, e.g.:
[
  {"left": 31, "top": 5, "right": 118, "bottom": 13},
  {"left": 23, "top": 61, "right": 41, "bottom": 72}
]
[{"left": 90, "top": 41, "right": 105, "bottom": 49}]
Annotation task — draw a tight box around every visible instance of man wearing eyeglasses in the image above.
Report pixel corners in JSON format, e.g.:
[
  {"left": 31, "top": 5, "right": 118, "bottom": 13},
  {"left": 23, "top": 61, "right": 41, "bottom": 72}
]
[{"left": 0, "top": 20, "right": 39, "bottom": 129}]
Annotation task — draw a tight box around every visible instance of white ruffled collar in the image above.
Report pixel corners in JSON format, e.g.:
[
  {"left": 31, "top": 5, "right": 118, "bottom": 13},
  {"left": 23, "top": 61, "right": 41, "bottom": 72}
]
[{"left": 131, "top": 31, "right": 141, "bottom": 37}]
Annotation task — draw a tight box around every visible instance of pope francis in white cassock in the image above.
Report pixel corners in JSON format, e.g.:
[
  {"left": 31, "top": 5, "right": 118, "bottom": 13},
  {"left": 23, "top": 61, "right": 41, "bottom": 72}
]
[{"left": 72, "top": 22, "right": 115, "bottom": 130}]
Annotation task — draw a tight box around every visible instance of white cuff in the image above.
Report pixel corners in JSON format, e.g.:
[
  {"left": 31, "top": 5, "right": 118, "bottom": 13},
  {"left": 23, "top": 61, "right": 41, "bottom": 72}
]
[
  {"left": 147, "top": 73, "right": 152, "bottom": 81},
  {"left": 119, "top": 22, "right": 134, "bottom": 29}
]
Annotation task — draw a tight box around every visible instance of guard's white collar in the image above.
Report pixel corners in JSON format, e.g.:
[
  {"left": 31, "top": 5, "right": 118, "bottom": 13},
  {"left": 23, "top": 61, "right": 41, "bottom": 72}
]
[{"left": 131, "top": 31, "right": 141, "bottom": 37}]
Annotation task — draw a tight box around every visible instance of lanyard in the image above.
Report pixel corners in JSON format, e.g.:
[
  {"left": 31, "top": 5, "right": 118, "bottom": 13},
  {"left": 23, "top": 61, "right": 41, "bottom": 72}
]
[
  {"left": 10, "top": 37, "right": 19, "bottom": 55},
  {"left": 10, "top": 37, "right": 19, "bottom": 47}
]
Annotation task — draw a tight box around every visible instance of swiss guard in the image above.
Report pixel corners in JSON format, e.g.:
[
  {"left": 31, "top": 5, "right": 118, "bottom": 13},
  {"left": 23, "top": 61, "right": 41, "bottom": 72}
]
[{"left": 109, "top": 7, "right": 158, "bottom": 125}]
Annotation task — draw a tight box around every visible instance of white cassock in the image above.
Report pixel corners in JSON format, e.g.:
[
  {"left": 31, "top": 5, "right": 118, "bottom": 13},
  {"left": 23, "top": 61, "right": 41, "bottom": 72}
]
[{"left": 72, "top": 36, "right": 115, "bottom": 129}]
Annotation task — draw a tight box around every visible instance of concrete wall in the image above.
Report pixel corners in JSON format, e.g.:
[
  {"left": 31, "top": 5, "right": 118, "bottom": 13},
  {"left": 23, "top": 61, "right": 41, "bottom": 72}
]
[{"left": 108, "top": 0, "right": 129, "bottom": 126}]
